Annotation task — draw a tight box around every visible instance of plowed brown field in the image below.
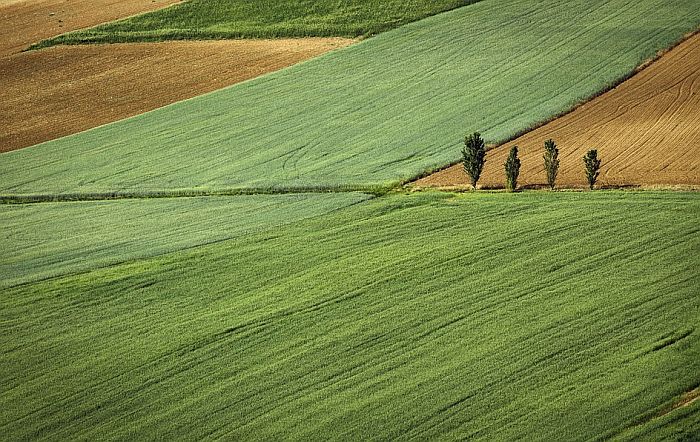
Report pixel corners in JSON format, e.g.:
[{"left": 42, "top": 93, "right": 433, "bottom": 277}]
[
  {"left": 416, "top": 34, "right": 700, "bottom": 189},
  {"left": 0, "top": 39, "right": 354, "bottom": 152},
  {"left": 0, "top": 0, "right": 180, "bottom": 56}
]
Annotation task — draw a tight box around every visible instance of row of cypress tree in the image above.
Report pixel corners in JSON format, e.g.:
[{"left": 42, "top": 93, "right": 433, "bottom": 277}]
[{"left": 461, "top": 132, "right": 601, "bottom": 191}]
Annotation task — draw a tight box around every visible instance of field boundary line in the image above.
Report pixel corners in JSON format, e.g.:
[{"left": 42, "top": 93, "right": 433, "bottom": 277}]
[
  {"left": 408, "top": 27, "right": 700, "bottom": 186},
  {"left": 4, "top": 183, "right": 700, "bottom": 206},
  {"left": 0, "top": 185, "right": 394, "bottom": 205}
]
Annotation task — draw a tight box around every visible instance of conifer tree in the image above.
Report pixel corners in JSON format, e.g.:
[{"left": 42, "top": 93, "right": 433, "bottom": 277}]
[
  {"left": 462, "top": 132, "right": 486, "bottom": 189},
  {"left": 504, "top": 146, "right": 521, "bottom": 192},
  {"left": 543, "top": 139, "right": 559, "bottom": 190},
  {"left": 583, "top": 149, "right": 602, "bottom": 190}
]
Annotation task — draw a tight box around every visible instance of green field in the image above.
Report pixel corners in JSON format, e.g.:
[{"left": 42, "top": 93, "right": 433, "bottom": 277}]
[
  {"left": 4, "top": 0, "right": 699, "bottom": 438},
  {"left": 4, "top": 0, "right": 699, "bottom": 196},
  {"left": 2, "top": 191, "right": 698, "bottom": 439},
  {"left": 31, "top": 0, "right": 479, "bottom": 48},
  {"left": 0, "top": 193, "right": 369, "bottom": 288}
]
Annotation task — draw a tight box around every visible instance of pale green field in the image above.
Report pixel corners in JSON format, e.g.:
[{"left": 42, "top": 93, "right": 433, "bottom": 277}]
[
  {"left": 0, "top": 193, "right": 369, "bottom": 288},
  {"left": 3, "top": 0, "right": 698, "bottom": 195}
]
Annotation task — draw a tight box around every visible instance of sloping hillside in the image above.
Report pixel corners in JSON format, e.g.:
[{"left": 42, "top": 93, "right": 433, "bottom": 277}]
[
  {"left": 33, "top": 0, "right": 479, "bottom": 47},
  {"left": 0, "top": 38, "right": 353, "bottom": 152},
  {"left": 2, "top": 0, "right": 698, "bottom": 195},
  {"left": 1, "top": 191, "right": 698, "bottom": 439},
  {"left": 416, "top": 33, "right": 700, "bottom": 189},
  {"left": 0, "top": 192, "right": 369, "bottom": 288}
]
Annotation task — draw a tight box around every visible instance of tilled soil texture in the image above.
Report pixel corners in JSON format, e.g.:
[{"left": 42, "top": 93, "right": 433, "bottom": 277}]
[
  {"left": 416, "top": 34, "right": 700, "bottom": 189},
  {"left": 0, "top": 0, "right": 181, "bottom": 56},
  {"left": 0, "top": 39, "right": 354, "bottom": 152}
]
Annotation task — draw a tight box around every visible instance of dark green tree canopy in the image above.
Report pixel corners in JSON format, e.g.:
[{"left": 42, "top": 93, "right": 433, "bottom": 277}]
[
  {"left": 462, "top": 132, "right": 486, "bottom": 189},
  {"left": 504, "top": 145, "right": 521, "bottom": 192},
  {"left": 543, "top": 139, "right": 560, "bottom": 190},
  {"left": 583, "top": 149, "right": 602, "bottom": 190}
]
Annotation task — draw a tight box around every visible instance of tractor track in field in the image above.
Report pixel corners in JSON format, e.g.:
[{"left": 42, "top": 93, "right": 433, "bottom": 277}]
[
  {"left": 609, "top": 386, "right": 700, "bottom": 440},
  {"left": 415, "top": 32, "right": 700, "bottom": 189}
]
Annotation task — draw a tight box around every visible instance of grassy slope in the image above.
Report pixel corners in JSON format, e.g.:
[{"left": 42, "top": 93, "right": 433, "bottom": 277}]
[
  {"left": 3, "top": 0, "right": 699, "bottom": 195},
  {"left": 2, "top": 191, "right": 698, "bottom": 439},
  {"left": 0, "top": 193, "right": 369, "bottom": 289},
  {"left": 32, "top": 0, "right": 479, "bottom": 48}
]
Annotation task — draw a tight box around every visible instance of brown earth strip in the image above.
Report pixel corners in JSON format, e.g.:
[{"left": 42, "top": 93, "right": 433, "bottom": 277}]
[
  {"left": 613, "top": 387, "right": 700, "bottom": 440},
  {"left": 662, "top": 387, "right": 700, "bottom": 413},
  {"left": 416, "top": 33, "right": 700, "bottom": 189},
  {"left": 0, "top": 38, "right": 354, "bottom": 152},
  {"left": 0, "top": 0, "right": 181, "bottom": 57}
]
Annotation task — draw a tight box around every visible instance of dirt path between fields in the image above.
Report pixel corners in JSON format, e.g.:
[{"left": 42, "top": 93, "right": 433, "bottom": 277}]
[
  {"left": 416, "top": 33, "right": 700, "bottom": 189},
  {"left": 0, "top": 38, "right": 354, "bottom": 152},
  {"left": 0, "top": 0, "right": 181, "bottom": 56}
]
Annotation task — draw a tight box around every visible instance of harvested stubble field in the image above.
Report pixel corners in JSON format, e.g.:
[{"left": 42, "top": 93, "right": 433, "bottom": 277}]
[
  {"left": 0, "top": 38, "right": 354, "bottom": 152},
  {"left": 3, "top": 0, "right": 699, "bottom": 195},
  {"left": 1, "top": 191, "right": 698, "bottom": 439},
  {"left": 0, "top": 0, "right": 180, "bottom": 56},
  {"left": 416, "top": 33, "right": 700, "bottom": 189}
]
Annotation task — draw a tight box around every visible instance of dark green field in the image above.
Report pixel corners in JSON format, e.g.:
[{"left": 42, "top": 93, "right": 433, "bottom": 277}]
[
  {"left": 2, "top": 191, "right": 698, "bottom": 439},
  {"left": 32, "top": 0, "right": 479, "bottom": 49}
]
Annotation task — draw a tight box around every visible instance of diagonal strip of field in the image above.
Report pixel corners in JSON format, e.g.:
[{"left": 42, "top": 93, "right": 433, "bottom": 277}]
[
  {"left": 0, "top": 39, "right": 354, "bottom": 153},
  {"left": 416, "top": 33, "right": 700, "bottom": 189},
  {"left": 0, "top": 0, "right": 180, "bottom": 56},
  {"left": 1, "top": 192, "right": 698, "bottom": 439},
  {"left": 31, "top": 0, "right": 480, "bottom": 47},
  {"left": 2, "top": 0, "right": 699, "bottom": 195},
  {"left": 0, "top": 192, "right": 371, "bottom": 289}
]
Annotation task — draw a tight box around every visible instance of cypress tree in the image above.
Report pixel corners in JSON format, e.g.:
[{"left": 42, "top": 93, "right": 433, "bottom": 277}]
[
  {"left": 462, "top": 132, "right": 486, "bottom": 189},
  {"left": 504, "top": 146, "right": 521, "bottom": 192},
  {"left": 583, "top": 149, "right": 602, "bottom": 190},
  {"left": 543, "top": 139, "right": 559, "bottom": 190}
]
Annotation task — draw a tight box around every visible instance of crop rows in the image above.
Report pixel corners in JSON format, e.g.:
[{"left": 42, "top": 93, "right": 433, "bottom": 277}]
[
  {"left": 1, "top": 191, "right": 698, "bottom": 439},
  {"left": 3, "top": 0, "right": 699, "bottom": 196},
  {"left": 32, "top": 0, "right": 480, "bottom": 48},
  {"left": 0, "top": 192, "right": 369, "bottom": 289}
]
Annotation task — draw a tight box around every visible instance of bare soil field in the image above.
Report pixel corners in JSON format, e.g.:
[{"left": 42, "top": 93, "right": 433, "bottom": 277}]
[
  {"left": 0, "top": 39, "right": 354, "bottom": 152},
  {"left": 0, "top": 0, "right": 181, "bottom": 56},
  {"left": 416, "top": 34, "right": 700, "bottom": 189}
]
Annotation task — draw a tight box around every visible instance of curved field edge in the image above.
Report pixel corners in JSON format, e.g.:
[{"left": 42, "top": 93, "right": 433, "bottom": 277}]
[
  {"left": 0, "top": 0, "right": 180, "bottom": 56},
  {"left": 1, "top": 0, "right": 698, "bottom": 196},
  {"left": 414, "top": 31, "right": 700, "bottom": 189},
  {"left": 0, "top": 192, "right": 371, "bottom": 289},
  {"left": 1, "top": 191, "right": 698, "bottom": 439},
  {"left": 0, "top": 38, "right": 355, "bottom": 153},
  {"left": 28, "top": 0, "right": 482, "bottom": 50}
]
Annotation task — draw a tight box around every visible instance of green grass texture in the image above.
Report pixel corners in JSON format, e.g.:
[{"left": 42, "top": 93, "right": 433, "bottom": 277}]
[
  {"left": 3, "top": 0, "right": 699, "bottom": 196},
  {"left": 31, "top": 0, "right": 480, "bottom": 49},
  {"left": 616, "top": 399, "right": 700, "bottom": 441},
  {"left": 2, "top": 191, "right": 699, "bottom": 439},
  {"left": 0, "top": 192, "right": 370, "bottom": 289}
]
